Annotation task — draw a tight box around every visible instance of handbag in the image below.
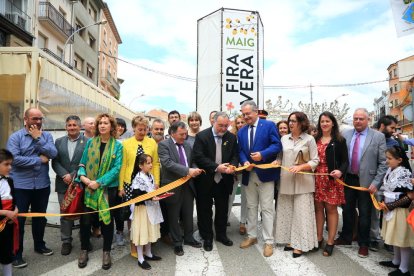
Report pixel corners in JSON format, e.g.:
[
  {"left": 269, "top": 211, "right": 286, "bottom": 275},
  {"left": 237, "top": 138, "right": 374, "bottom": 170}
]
[
  {"left": 294, "top": 150, "right": 310, "bottom": 165},
  {"left": 119, "top": 196, "right": 131, "bottom": 221},
  {"left": 60, "top": 166, "right": 85, "bottom": 220}
]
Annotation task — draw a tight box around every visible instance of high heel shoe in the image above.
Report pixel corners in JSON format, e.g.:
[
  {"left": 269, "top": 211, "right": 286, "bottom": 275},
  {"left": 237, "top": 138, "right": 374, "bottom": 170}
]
[
  {"left": 312, "top": 239, "right": 323, "bottom": 252},
  {"left": 323, "top": 244, "right": 334, "bottom": 257}
]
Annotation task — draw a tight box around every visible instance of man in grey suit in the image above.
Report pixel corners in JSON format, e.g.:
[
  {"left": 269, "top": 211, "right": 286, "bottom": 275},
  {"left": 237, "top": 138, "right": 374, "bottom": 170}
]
[
  {"left": 335, "top": 108, "right": 387, "bottom": 258},
  {"left": 158, "top": 121, "right": 203, "bottom": 256},
  {"left": 52, "top": 115, "right": 88, "bottom": 255}
]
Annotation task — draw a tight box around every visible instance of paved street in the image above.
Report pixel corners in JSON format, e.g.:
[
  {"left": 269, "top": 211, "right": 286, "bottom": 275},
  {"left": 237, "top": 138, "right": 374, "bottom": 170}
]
[{"left": 11, "top": 202, "right": 414, "bottom": 276}]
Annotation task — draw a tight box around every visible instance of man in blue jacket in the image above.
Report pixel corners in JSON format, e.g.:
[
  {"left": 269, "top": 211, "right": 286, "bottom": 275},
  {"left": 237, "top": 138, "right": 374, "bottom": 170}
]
[{"left": 238, "top": 101, "right": 282, "bottom": 257}]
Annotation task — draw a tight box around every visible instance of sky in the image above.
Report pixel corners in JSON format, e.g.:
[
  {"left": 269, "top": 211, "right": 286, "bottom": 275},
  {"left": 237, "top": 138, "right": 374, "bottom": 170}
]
[{"left": 106, "top": 0, "right": 414, "bottom": 118}]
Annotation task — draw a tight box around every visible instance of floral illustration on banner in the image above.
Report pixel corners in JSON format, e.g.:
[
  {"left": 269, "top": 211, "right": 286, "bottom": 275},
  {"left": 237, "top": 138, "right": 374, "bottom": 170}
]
[
  {"left": 225, "top": 102, "right": 239, "bottom": 119},
  {"left": 225, "top": 13, "right": 257, "bottom": 36}
]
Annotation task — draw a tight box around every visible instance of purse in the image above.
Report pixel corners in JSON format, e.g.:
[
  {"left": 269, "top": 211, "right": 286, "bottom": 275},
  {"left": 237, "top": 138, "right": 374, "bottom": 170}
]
[
  {"left": 294, "top": 150, "right": 310, "bottom": 165},
  {"left": 60, "top": 166, "right": 85, "bottom": 220},
  {"left": 119, "top": 196, "right": 132, "bottom": 221}
]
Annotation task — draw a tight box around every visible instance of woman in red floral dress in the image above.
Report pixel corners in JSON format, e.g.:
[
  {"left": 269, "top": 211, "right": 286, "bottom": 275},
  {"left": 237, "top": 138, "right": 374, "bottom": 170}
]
[{"left": 314, "top": 111, "right": 349, "bottom": 257}]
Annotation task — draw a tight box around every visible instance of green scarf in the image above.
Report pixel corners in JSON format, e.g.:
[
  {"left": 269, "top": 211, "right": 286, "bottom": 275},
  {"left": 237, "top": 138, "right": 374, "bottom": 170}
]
[{"left": 84, "top": 136, "right": 115, "bottom": 225}]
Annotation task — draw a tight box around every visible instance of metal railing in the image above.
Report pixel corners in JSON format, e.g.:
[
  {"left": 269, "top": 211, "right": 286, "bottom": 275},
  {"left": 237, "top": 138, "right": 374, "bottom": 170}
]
[
  {"left": 38, "top": 2, "right": 73, "bottom": 41},
  {"left": 41, "top": 48, "right": 73, "bottom": 69},
  {"left": 106, "top": 70, "right": 121, "bottom": 93},
  {"left": 1, "top": 0, "right": 32, "bottom": 33}
]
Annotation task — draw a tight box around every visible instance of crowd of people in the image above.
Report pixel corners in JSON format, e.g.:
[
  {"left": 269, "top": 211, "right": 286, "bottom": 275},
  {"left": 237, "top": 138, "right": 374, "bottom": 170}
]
[{"left": 1, "top": 101, "right": 414, "bottom": 275}]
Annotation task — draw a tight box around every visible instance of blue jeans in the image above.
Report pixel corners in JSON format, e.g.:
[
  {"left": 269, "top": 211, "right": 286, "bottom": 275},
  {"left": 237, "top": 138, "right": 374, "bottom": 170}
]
[
  {"left": 14, "top": 186, "right": 50, "bottom": 259},
  {"left": 341, "top": 174, "right": 372, "bottom": 247}
]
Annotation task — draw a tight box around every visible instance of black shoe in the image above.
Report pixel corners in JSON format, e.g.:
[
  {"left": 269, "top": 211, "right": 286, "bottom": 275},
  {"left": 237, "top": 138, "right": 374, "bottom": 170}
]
[
  {"left": 184, "top": 240, "right": 202, "bottom": 248},
  {"left": 144, "top": 254, "right": 162, "bottom": 261},
  {"left": 284, "top": 246, "right": 294, "bottom": 251},
  {"left": 12, "top": 258, "right": 27, "bottom": 268},
  {"left": 174, "top": 246, "right": 184, "bottom": 256},
  {"left": 35, "top": 247, "right": 54, "bottom": 256},
  {"left": 293, "top": 252, "right": 302, "bottom": 258},
  {"left": 203, "top": 240, "right": 213, "bottom": 251},
  {"left": 379, "top": 261, "right": 399, "bottom": 268},
  {"left": 389, "top": 269, "right": 411, "bottom": 276},
  {"left": 138, "top": 260, "right": 151, "bottom": 270},
  {"left": 216, "top": 236, "right": 233, "bottom": 246},
  {"left": 369, "top": 241, "right": 379, "bottom": 252},
  {"left": 61, "top": 243, "right": 72, "bottom": 256}
]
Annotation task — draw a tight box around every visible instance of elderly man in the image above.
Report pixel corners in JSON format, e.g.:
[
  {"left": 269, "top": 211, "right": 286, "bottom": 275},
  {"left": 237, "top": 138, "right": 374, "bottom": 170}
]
[
  {"left": 82, "top": 117, "right": 95, "bottom": 139},
  {"left": 192, "top": 112, "right": 238, "bottom": 251},
  {"left": 7, "top": 108, "right": 58, "bottom": 268},
  {"left": 335, "top": 108, "right": 387, "bottom": 258},
  {"left": 151, "top": 119, "right": 165, "bottom": 144},
  {"left": 237, "top": 100, "right": 282, "bottom": 257},
  {"left": 52, "top": 115, "right": 88, "bottom": 255},
  {"left": 158, "top": 122, "right": 203, "bottom": 256}
]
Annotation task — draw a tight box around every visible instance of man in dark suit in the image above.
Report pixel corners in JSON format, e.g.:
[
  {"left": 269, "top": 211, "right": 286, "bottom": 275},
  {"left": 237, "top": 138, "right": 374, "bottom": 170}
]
[
  {"left": 238, "top": 100, "right": 282, "bottom": 257},
  {"left": 52, "top": 115, "right": 88, "bottom": 256},
  {"left": 158, "top": 122, "right": 203, "bottom": 256},
  {"left": 192, "top": 112, "right": 238, "bottom": 251},
  {"left": 335, "top": 108, "right": 386, "bottom": 258}
]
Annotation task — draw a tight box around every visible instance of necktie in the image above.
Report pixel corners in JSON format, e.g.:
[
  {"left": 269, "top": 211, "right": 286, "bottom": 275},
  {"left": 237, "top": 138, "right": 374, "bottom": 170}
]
[
  {"left": 351, "top": 132, "right": 361, "bottom": 174},
  {"left": 214, "top": 136, "right": 222, "bottom": 183},
  {"left": 249, "top": 125, "right": 255, "bottom": 152},
  {"left": 176, "top": 143, "right": 187, "bottom": 166}
]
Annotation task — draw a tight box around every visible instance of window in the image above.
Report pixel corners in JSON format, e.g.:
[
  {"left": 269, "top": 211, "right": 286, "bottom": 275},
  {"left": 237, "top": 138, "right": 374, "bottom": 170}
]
[
  {"left": 81, "top": 0, "right": 87, "bottom": 8},
  {"left": 86, "top": 64, "right": 94, "bottom": 79},
  {"left": 390, "top": 87, "right": 393, "bottom": 93},
  {"left": 393, "top": 68, "right": 397, "bottom": 78},
  {"left": 56, "top": 47, "right": 63, "bottom": 59},
  {"left": 389, "top": 71, "right": 392, "bottom": 80},
  {"left": 59, "top": 7, "right": 67, "bottom": 19},
  {"left": 394, "top": 84, "right": 398, "bottom": 92},
  {"left": 102, "top": 56, "right": 106, "bottom": 74},
  {"left": 88, "top": 6, "right": 97, "bottom": 21},
  {"left": 395, "top": 99, "right": 399, "bottom": 106},
  {"left": 103, "top": 30, "right": 107, "bottom": 45},
  {"left": 75, "top": 20, "right": 85, "bottom": 37},
  {"left": 88, "top": 33, "right": 96, "bottom": 49},
  {"left": 74, "top": 54, "right": 83, "bottom": 71},
  {"left": 38, "top": 32, "right": 47, "bottom": 49}
]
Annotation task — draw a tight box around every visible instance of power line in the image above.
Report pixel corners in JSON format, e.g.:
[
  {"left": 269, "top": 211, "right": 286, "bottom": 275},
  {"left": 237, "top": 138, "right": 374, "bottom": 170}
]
[{"left": 101, "top": 51, "right": 414, "bottom": 89}]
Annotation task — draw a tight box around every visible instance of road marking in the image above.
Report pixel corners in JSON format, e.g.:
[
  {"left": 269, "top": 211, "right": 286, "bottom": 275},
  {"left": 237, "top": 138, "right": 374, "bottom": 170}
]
[
  {"left": 232, "top": 207, "right": 326, "bottom": 276},
  {"left": 336, "top": 245, "right": 394, "bottom": 275},
  {"left": 39, "top": 246, "right": 130, "bottom": 276}
]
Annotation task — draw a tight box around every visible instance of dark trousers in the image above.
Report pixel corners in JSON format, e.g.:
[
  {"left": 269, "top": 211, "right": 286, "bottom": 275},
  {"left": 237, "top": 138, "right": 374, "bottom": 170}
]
[
  {"left": 80, "top": 187, "right": 117, "bottom": 251},
  {"left": 341, "top": 174, "right": 372, "bottom": 247},
  {"left": 113, "top": 194, "right": 124, "bottom": 232},
  {"left": 14, "top": 186, "right": 50, "bottom": 259},
  {"left": 196, "top": 180, "right": 230, "bottom": 241},
  {"left": 160, "top": 200, "right": 169, "bottom": 237},
  {"left": 166, "top": 185, "right": 194, "bottom": 246}
]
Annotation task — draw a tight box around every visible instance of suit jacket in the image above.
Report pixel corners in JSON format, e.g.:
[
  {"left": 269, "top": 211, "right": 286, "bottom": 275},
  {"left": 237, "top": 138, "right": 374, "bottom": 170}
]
[
  {"left": 52, "top": 135, "right": 88, "bottom": 193},
  {"left": 158, "top": 138, "right": 195, "bottom": 203},
  {"left": 192, "top": 127, "right": 238, "bottom": 194},
  {"left": 237, "top": 118, "right": 282, "bottom": 185},
  {"left": 343, "top": 128, "right": 387, "bottom": 188}
]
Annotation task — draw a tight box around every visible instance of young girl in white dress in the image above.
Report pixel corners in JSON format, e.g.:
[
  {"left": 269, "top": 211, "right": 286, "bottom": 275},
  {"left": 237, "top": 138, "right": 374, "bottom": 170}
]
[
  {"left": 130, "top": 154, "right": 163, "bottom": 270},
  {"left": 379, "top": 146, "right": 414, "bottom": 276}
]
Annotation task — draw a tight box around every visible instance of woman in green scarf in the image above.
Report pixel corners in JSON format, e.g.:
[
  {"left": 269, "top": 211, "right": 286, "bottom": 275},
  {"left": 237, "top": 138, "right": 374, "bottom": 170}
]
[{"left": 76, "top": 114, "right": 123, "bottom": 270}]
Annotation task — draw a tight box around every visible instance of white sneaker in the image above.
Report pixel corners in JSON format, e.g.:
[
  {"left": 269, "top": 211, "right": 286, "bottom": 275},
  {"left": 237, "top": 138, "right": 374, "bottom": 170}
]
[{"left": 115, "top": 232, "right": 125, "bottom": 246}]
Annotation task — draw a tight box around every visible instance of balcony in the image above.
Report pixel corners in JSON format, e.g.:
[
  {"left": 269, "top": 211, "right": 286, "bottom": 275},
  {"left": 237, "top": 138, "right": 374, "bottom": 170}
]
[
  {"left": 104, "top": 70, "right": 121, "bottom": 99},
  {"left": 41, "top": 48, "right": 73, "bottom": 69},
  {"left": 38, "top": 2, "right": 74, "bottom": 42},
  {"left": 0, "top": 0, "right": 32, "bottom": 33}
]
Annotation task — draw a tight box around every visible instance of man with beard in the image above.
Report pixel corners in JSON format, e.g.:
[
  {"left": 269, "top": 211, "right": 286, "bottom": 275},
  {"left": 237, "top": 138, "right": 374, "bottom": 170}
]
[
  {"left": 377, "top": 115, "right": 399, "bottom": 148},
  {"left": 7, "top": 108, "right": 58, "bottom": 268},
  {"left": 370, "top": 115, "right": 399, "bottom": 252},
  {"left": 151, "top": 119, "right": 165, "bottom": 143}
]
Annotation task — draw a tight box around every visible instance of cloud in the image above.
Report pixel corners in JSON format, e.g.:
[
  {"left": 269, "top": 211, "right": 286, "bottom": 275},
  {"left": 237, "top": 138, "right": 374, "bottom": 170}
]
[{"left": 106, "top": 0, "right": 414, "bottom": 118}]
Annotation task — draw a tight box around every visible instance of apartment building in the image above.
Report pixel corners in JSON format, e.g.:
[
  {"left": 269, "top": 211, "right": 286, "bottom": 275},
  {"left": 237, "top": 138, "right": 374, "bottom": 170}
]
[
  {"left": 98, "top": 2, "right": 122, "bottom": 99},
  {"left": 0, "top": 0, "right": 34, "bottom": 46},
  {"left": 387, "top": 55, "right": 414, "bottom": 135}
]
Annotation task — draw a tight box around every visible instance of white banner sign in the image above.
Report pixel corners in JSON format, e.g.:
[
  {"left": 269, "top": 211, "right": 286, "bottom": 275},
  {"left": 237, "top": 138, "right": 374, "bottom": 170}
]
[{"left": 390, "top": 0, "right": 414, "bottom": 37}]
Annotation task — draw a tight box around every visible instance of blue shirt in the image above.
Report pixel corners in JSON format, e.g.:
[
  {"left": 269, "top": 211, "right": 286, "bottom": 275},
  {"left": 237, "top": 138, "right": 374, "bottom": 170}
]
[
  {"left": 7, "top": 128, "right": 57, "bottom": 189},
  {"left": 403, "top": 138, "right": 414, "bottom": 146},
  {"left": 386, "top": 137, "right": 399, "bottom": 148}
]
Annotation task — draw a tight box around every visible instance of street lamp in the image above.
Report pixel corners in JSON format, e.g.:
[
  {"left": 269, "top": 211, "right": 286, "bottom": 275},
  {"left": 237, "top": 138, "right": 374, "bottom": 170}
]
[
  {"left": 128, "top": 94, "right": 146, "bottom": 109},
  {"left": 61, "top": 20, "right": 107, "bottom": 63},
  {"left": 334, "top": 93, "right": 349, "bottom": 102}
]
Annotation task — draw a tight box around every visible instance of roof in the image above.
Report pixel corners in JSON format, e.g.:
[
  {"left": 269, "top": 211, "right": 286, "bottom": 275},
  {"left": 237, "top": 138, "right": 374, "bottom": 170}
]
[{"left": 102, "top": 2, "right": 122, "bottom": 44}]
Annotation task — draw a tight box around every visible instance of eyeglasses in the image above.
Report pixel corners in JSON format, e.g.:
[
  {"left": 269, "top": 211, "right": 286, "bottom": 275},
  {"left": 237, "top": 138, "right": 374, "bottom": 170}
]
[
  {"left": 153, "top": 128, "right": 164, "bottom": 131},
  {"left": 289, "top": 120, "right": 298, "bottom": 123},
  {"left": 30, "top": 117, "right": 44, "bottom": 121}
]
